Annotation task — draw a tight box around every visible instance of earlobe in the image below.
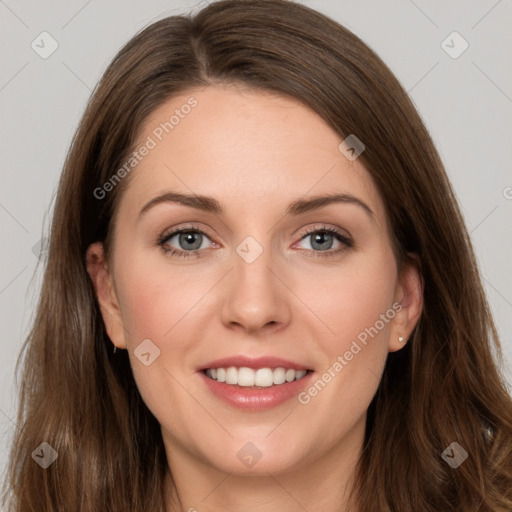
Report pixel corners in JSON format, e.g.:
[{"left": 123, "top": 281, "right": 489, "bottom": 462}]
[
  {"left": 389, "top": 253, "right": 424, "bottom": 352},
  {"left": 85, "top": 242, "right": 127, "bottom": 350}
]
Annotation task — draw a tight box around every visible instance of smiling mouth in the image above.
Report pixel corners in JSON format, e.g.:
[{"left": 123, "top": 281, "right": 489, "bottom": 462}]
[{"left": 202, "top": 367, "right": 313, "bottom": 388}]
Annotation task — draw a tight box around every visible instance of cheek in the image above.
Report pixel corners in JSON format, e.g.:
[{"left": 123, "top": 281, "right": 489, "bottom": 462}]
[
  {"left": 113, "top": 255, "right": 201, "bottom": 416},
  {"left": 298, "top": 246, "right": 397, "bottom": 351},
  {"left": 294, "top": 253, "right": 396, "bottom": 417},
  {"left": 115, "top": 250, "right": 203, "bottom": 345}
]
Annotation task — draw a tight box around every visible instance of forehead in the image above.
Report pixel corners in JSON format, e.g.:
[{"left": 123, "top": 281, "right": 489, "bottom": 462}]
[{"left": 117, "top": 85, "right": 387, "bottom": 230}]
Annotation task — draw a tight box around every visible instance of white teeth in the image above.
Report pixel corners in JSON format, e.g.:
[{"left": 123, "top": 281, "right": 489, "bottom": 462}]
[
  {"left": 254, "top": 368, "right": 273, "bottom": 387},
  {"left": 238, "top": 367, "right": 255, "bottom": 387},
  {"left": 204, "top": 366, "right": 309, "bottom": 387},
  {"left": 273, "top": 367, "right": 286, "bottom": 385},
  {"left": 226, "top": 367, "right": 238, "bottom": 385}
]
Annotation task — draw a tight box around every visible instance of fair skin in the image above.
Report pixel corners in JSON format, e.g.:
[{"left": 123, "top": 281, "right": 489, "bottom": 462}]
[{"left": 87, "top": 84, "right": 423, "bottom": 512}]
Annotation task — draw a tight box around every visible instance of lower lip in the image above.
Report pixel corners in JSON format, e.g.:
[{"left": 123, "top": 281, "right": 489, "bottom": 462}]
[{"left": 199, "top": 371, "right": 314, "bottom": 410}]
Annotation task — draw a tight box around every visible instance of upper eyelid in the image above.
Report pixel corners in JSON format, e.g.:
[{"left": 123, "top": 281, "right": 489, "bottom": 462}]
[
  {"left": 297, "top": 223, "right": 350, "bottom": 237},
  {"left": 160, "top": 223, "right": 212, "bottom": 240}
]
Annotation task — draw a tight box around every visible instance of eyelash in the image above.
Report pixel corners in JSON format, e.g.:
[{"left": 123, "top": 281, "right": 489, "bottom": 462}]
[{"left": 156, "top": 223, "right": 353, "bottom": 260}]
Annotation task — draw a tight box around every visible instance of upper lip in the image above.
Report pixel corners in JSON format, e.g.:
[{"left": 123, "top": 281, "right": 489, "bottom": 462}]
[{"left": 199, "top": 356, "right": 312, "bottom": 372}]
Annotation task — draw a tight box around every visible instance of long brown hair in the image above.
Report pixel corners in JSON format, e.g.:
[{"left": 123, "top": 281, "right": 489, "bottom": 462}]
[{"left": 3, "top": 1, "right": 512, "bottom": 510}]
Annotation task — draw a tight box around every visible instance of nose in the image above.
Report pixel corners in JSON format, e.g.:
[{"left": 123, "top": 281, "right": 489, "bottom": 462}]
[{"left": 220, "top": 240, "right": 291, "bottom": 336}]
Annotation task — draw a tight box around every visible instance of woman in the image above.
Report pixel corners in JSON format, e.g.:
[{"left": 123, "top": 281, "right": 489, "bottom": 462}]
[{"left": 3, "top": 0, "right": 512, "bottom": 511}]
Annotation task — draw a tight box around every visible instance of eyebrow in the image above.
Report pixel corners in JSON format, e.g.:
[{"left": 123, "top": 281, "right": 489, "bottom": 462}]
[{"left": 139, "top": 191, "right": 374, "bottom": 220}]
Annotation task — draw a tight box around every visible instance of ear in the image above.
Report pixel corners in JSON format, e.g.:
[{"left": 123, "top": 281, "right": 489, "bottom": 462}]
[
  {"left": 388, "top": 253, "right": 424, "bottom": 352},
  {"left": 86, "top": 242, "right": 127, "bottom": 350}
]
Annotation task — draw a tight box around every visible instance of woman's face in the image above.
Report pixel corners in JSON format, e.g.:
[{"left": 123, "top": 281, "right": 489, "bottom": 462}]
[{"left": 88, "top": 84, "right": 421, "bottom": 478}]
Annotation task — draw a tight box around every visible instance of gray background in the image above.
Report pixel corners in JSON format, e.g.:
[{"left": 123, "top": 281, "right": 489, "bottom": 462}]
[{"left": 1, "top": 0, "right": 511, "bottom": 484}]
